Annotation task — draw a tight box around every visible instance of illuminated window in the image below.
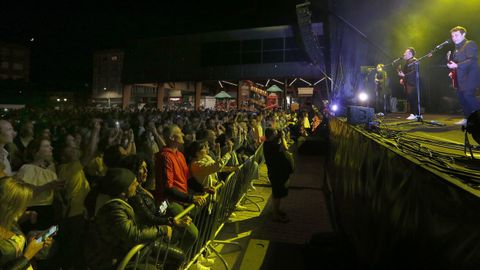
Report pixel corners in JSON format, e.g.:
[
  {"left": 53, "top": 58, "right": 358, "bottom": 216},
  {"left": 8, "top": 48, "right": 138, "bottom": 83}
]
[{"left": 111, "top": 56, "right": 118, "bottom": 61}]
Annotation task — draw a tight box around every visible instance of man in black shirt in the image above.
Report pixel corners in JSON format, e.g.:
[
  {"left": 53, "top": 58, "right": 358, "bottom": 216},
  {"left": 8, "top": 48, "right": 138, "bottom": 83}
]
[
  {"left": 447, "top": 26, "right": 480, "bottom": 125},
  {"left": 398, "top": 47, "right": 419, "bottom": 120}
]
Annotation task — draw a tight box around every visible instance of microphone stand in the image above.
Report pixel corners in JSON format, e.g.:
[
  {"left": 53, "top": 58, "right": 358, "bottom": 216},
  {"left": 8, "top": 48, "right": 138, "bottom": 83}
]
[{"left": 384, "top": 57, "right": 402, "bottom": 68}]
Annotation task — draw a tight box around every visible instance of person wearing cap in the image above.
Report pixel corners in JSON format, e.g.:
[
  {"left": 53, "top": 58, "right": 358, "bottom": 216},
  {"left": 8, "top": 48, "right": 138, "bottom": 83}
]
[{"left": 87, "top": 168, "right": 184, "bottom": 270}]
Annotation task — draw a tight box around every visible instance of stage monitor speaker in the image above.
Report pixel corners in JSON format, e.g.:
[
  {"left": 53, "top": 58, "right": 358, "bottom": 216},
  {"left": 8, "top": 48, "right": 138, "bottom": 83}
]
[{"left": 347, "top": 106, "right": 374, "bottom": 125}]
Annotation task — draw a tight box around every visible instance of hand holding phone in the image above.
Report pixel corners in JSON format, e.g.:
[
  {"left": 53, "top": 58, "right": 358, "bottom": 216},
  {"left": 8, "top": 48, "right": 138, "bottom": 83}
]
[
  {"left": 158, "top": 200, "right": 169, "bottom": 215},
  {"left": 36, "top": 225, "right": 58, "bottom": 243}
]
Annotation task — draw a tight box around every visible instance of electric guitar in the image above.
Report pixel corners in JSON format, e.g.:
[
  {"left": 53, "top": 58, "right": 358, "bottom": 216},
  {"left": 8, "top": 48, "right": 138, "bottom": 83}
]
[
  {"left": 447, "top": 50, "right": 458, "bottom": 89},
  {"left": 397, "top": 65, "right": 406, "bottom": 89}
]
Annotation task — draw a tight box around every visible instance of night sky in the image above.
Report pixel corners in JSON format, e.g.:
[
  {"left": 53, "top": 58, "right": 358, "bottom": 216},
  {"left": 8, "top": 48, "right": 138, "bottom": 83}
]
[{"left": 1, "top": 1, "right": 308, "bottom": 89}]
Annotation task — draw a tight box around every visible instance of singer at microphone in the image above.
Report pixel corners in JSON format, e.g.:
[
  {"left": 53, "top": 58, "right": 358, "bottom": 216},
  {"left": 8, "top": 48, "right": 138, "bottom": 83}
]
[{"left": 397, "top": 47, "right": 420, "bottom": 119}]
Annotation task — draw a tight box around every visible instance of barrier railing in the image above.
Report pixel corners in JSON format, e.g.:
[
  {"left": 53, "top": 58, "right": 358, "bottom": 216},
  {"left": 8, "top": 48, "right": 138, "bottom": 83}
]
[{"left": 117, "top": 144, "right": 264, "bottom": 270}]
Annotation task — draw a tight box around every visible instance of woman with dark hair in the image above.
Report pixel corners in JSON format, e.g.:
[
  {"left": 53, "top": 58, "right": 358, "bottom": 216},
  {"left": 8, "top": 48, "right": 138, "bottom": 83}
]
[
  {"left": 187, "top": 140, "right": 233, "bottom": 189},
  {"left": 11, "top": 121, "right": 35, "bottom": 171},
  {"left": 119, "top": 154, "right": 181, "bottom": 226},
  {"left": 263, "top": 127, "right": 293, "bottom": 223},
  {"left": 16, "top": 139, "right": 64, "bottom": 231}
]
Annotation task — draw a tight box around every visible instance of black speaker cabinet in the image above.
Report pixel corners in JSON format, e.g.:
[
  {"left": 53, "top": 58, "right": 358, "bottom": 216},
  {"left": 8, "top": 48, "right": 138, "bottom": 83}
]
[{"left": 347, "top": 106, "right": 374, "bottom": 124}]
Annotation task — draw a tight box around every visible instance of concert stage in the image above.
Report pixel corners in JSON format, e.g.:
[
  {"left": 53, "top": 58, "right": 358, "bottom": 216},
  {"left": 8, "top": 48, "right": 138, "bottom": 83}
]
[{"left": 326, "top": 113, "right": 480, "bottom": 269}]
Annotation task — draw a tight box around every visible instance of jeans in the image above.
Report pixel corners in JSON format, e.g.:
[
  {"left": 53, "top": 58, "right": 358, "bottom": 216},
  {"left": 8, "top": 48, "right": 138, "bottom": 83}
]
[{"left": 457, "top": 88, "right": 480, "bottom": 118}]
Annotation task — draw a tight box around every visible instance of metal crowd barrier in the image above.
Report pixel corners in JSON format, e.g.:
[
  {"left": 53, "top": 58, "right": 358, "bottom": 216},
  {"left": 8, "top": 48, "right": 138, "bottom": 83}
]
[{"left": 117, "top": 144, "right": 264, "bottom": 270}]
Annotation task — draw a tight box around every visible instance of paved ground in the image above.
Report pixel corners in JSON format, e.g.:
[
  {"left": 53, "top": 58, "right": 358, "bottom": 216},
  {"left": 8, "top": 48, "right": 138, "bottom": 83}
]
[{"left": 189, "top": 152, "right": 332, "bottom": 270}]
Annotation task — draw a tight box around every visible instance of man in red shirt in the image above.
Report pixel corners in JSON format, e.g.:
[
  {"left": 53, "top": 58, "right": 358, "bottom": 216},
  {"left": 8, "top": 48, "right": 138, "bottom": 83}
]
[
  {"left": 154, "top": 124, "right": 206, "bottom": 255},
  {"left": 155, "top": 124, "right": 206, "bottom": 205}
]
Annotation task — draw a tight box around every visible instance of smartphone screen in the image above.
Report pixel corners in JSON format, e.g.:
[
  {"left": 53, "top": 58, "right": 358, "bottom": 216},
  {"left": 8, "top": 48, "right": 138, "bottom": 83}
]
[
  {"left": 158, "top": 200, "right": 169, "bottom": 215},
  {"left": 36, "top": 225, "right": 58, "bottom": 243}
]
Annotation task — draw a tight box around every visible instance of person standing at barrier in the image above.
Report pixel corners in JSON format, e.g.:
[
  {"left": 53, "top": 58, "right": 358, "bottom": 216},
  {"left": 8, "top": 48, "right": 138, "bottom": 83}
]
[
  {"left": 263, "top": 127, "right": 294, "bottom": 223},
  {"left": 188, "top": 140, "right": 233, "bottom": 189},
  {"left": 154, "top": 124, "right": 206, "bottom": 255},
  {"left": 121, "top": 154, "right": 191, "bottom": 228}
]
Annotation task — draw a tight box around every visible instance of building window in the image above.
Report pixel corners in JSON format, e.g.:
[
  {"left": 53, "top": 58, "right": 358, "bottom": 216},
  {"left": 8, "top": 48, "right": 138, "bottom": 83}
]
[
  {"left": 111, "top": 56, "right": 118, "bottom": 61},
  {"left": 0, "top": 74, "right": 8, "bottom": 79},
  {"left": 0, "top": 61, "right": 8, "bottom": 69},
  {"left": 13, "top": 63, "right": 23, "bottom": 70}
]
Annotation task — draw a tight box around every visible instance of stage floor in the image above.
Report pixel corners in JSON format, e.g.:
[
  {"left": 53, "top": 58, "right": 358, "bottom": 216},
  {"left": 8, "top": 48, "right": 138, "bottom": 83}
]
[
  {"left": 336, "top": 113, "right": 480, "bottom": 194},
  {"left": 376, "top": 113, "right": 465, "bottom": 142}
]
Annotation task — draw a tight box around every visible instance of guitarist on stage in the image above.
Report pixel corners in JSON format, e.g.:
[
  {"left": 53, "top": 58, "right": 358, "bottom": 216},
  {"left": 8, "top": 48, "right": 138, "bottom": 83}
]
[
  {"left": 375, "top": 63, "right": 389, "bottom": 114},
  {"left": 447, "top": 26, "right": 480, "bottom": 125},
  {"left": 397, "top": 47, "right": 419, "bottom": 120}
]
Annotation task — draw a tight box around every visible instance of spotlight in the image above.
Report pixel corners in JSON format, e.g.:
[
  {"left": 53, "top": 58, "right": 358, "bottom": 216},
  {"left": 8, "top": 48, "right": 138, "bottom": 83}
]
[
  {"left": 358, "top": 92, "right": 368, "bottom": 102},
  {"left": 331, "top": 104, "right": 338, "bottom": 112},
  {"left": 218, "top": 81, "right": 224, "bottom": 88}
]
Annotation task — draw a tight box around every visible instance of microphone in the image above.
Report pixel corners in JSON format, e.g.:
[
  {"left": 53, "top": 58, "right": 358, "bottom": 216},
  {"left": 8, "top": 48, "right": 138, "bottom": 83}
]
[
  {"left": 392, "top": 57, "right": 402, "bottom": 62},
  {"left": 435, "top": 40, "right": 450, "bottom": 49}
]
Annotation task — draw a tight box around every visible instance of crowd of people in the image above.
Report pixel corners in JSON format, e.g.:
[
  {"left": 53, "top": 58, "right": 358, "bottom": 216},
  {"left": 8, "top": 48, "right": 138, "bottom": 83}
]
[{"left": 0, "top": 106, "right": 326, "bottom": 270}]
